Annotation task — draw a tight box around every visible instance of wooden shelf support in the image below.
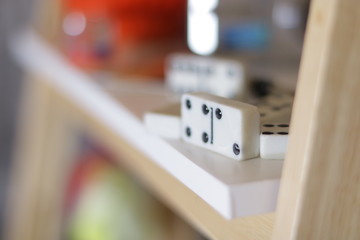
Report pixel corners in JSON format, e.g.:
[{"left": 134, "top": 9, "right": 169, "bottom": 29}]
[{"left": 273, "top": 0, "right": 360, "bottom": 239}]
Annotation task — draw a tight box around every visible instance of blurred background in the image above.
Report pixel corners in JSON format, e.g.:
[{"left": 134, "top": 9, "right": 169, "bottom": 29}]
[
  {"left": 0, "top": 0, "right": 309, "bottom": 239},
  {"left": 0, "top": 0, "right": 34, "bottom": 234}
]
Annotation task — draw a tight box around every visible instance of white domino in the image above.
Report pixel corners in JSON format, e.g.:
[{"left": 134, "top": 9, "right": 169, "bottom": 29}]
[
  {"left": 144, "top": 103, "right": 181, "bottom": 139},
  {"left": 260, "top": 123, "right": 289, "bottom": 159},
  {"left": 166, "top": 53, "right": 247, "bottom": 99},
  {"left": 181, "top": 92, "right": 260, "bottom": 160}
]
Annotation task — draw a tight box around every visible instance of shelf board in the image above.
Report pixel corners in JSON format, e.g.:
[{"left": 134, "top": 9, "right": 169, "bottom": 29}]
[{"left": 12, "top": 29, "right": 283, "bottom": 221}]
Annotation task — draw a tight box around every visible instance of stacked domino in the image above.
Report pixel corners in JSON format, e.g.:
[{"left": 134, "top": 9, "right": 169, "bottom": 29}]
[
  {"left": 144, "top": 92, "right": 291, "bottom": 161},
  {"left": 165, "top": 53, "right": 247, "bottom": 99},
  {"left": 260, "top": 123, "right": 289, "bottom": 159}
]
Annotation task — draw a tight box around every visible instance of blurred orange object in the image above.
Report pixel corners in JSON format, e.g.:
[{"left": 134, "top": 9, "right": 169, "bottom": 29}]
[{"left": 61, "top": 0, "right": 187, "bottom": 77}]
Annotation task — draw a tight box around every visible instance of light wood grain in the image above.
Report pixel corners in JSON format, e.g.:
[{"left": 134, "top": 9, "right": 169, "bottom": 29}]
[
  {"left": 5, "top": 75, "right": 53, "bottom": 240},
  {"left": 31, "top": 83, "right": 81, "bottom": 240},
  {"left": 273, "top": 0, "right": 360, "bottom": 239},
  {"left": 5, "top": 75, "right": 81, "bottom": 240},
  {"left": 33, "top": 0, "right": 62, "bottom": 42}
]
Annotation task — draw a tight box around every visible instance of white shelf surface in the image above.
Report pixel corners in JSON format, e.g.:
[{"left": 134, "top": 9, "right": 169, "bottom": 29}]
[{"left": 12, "top": 29, "right": 283, "bottom": 219}]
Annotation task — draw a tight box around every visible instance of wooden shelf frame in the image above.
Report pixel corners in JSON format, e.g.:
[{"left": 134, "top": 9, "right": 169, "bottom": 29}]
[
  {"left": 5, "top": 74, "right": 275, "bottom": 240},
  {"left": 274, "top": 0, "right": 360, "bottom": 239}
]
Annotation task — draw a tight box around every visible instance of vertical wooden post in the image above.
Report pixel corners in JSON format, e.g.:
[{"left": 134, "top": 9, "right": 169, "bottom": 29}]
[
  {"left": 5, "top": 76, "right": 75, "bottom": 240},
  {"left": 5, "top": 76, "right": 54, "bottom": 240},
  {"left": 34, "top": 0, "right": 62, "bottom": 41},
  {"left": 273, "top": 0, "right": 360, "bottom": 239}
]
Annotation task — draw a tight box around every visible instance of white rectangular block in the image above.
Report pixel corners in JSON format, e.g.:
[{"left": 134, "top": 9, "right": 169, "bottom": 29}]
[
  {"left": 181, "top": 92, "right": 260, "bottom": 160},
  {"left": 144, "top": 103, "right": 181, "bottom": 139},
  {"left": 260, "top": 123, "right": 289, "bottom": 159},
  {"left": 166, "top": 53, "right": 247, "bottom": 99}
]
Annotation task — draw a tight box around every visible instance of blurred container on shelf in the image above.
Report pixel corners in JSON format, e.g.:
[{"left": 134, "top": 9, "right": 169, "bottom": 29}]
[{"left": 60, "top": 0, "right": 188, "bottom": 78}]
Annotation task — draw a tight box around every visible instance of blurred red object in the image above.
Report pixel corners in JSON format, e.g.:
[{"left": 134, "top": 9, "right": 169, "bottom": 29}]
[
  {"left": 64, "top": 145, "right": 115, "bottom": 213},
  {"left": 61, "top": 0, "right": 187, "bottom": 77}
]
